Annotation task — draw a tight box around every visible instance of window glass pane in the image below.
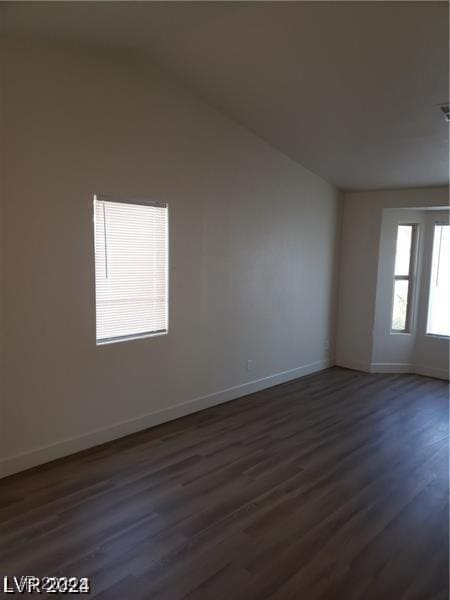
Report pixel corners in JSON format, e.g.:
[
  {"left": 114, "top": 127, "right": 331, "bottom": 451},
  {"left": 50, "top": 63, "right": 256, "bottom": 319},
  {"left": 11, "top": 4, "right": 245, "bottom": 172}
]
[
  {"left": 392, "top": 279, "right": 409, "bottom": 331},
  {"left": 394, "top": 225, "right": 413, "bottom": 276},
  {"left": 94, "top": 198, "right": 168, "bottom": 343},
  {"left": 427, "top": 224, "right": 450, "bottom": 337}
]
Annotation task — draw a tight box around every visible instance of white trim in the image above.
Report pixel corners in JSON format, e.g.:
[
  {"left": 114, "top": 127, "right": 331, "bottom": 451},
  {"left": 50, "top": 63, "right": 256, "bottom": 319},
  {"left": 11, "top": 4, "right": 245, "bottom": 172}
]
[
  {"left": 334, "top": 359, "right": 371, "bottom": 373},
  {"left": 338, "top": 359, "right": 449, "bottom": 380},
  {"left": 424, "top": 333, "right": 450, "bottom": 340},
  {"left": 370, "top": 362, "right": 414, "bottom": 374},
  {"left": 0, "top": 359, "right": 331, "bottom": 478},
  {"left": 95, "top": 193, "right": 167, "bottom": 209},
  {"left": 414, "top": 364, "right": 450, "bottom": 380},
  {"left": 96, "top": 329, "right": 168, "bottom": 346}
]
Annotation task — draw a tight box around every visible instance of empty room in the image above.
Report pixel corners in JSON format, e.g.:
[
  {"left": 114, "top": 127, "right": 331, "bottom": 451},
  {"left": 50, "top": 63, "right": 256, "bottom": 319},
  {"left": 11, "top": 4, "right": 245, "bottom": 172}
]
[{"left": 0, "top": 1, "right": 449, "bottom": 598}]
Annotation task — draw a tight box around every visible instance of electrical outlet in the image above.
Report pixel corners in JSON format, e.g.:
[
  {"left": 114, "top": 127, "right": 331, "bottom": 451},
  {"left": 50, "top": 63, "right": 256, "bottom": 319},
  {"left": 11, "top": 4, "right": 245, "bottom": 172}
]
[
  {"left": 324, "top": 340, "right": 330, "bottom": 351},
  {"left": 246, "top": 359, "right": 253, "bottom": 372}
]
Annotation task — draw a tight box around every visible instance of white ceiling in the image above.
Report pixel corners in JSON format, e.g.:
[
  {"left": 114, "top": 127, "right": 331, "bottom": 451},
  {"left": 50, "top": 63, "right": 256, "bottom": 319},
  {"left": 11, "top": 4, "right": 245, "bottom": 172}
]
[{"left": 3, "top": 1, "right": 449, "bottom": 191}]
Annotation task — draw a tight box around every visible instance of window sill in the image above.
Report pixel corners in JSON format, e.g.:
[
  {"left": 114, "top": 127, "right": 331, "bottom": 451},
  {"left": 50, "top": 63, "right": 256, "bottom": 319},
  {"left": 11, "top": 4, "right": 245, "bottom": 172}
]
[
  {"left": 390, "top": 330, "right": 412, "bottom": 336},
  {"left": 96, "top": 330, "right": 168, "bottom": 346}
]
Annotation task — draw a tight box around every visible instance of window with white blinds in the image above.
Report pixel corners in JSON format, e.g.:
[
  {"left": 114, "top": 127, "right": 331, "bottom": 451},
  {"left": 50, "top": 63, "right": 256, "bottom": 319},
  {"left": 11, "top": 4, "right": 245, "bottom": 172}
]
[{"left": 94, "top": 195, "right": 168, "bottom": 344}]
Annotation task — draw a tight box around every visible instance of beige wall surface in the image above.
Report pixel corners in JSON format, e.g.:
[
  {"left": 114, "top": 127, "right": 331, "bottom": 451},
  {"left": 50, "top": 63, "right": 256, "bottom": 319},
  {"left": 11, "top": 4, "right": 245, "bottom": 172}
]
[
  {"left": 0, "top": 37, "right": 4, "bottom": 471},
  {"left": 1, "top": 40, "right": 341, "bottom": 476},
  {"left": 336, "top": 187, "right": 449, "bottom": 372}
]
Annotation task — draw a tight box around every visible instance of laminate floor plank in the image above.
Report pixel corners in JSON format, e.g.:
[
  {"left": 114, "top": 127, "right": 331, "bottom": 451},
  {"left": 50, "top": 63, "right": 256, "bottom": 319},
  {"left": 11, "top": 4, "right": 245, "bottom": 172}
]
[{"left": 0, "top": 367, "right": 447, "bottom": 599}]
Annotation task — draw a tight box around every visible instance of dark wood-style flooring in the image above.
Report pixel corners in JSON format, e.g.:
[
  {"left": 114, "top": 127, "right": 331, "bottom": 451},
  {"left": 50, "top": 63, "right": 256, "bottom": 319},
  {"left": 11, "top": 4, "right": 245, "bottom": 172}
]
[{"left": 0, "top": 367, "right": 448, "bottom": 599}]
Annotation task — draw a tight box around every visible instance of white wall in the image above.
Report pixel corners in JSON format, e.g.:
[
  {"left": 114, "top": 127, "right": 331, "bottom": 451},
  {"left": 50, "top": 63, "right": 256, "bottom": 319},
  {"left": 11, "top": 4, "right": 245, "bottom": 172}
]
[
  {"left": 414, "top": 211, "right": 450, "bottom": 379},
  {"left": 371, "top": 208, "right": 425, "bottom": 371},
  {"left": 0, "top": 36, "right": 5, "bottom": 472},
  {"left": 372, "top": 208, "right": 449, "bottom": 378},
  {"left": 336, "top": 188, "right": 449, "bottom": 373},
  {"left": 1, "top": 39, "right": 341, "bottom": 476}
]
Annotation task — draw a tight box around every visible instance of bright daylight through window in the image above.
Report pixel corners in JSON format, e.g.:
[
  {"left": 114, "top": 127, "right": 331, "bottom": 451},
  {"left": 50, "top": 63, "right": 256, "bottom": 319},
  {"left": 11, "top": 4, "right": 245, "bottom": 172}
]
[
  {"left": 391, "top": 224, "right": 416, "bottom": 332},
  {"left": 94, "top": 196, "right": 168, "bottom": 344},
  {"left": 427, "top": 223, "right": 450, "bottom": 337}
]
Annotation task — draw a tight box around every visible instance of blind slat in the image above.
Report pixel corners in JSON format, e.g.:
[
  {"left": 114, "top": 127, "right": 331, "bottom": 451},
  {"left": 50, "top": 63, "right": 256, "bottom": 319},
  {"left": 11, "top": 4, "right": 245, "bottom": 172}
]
[{"left": 94, "top": 198, "right": 168, "bottom": 342}]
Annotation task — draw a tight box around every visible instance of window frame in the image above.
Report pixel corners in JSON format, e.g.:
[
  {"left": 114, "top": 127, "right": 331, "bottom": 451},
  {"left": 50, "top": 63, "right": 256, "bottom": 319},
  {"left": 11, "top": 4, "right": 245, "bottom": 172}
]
[
  {"left": 425, "top": 220, "right": 450, "bottom": 339},
  {"left": 93, "top": 194, "right": 169, "bottom": 345},
  {"left": 390, "top": 223, "right": 419, "bottom": 334}
]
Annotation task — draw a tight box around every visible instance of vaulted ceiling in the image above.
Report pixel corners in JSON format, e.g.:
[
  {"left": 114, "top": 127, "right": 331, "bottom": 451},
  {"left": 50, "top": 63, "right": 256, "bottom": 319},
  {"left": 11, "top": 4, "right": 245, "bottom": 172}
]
[{"left": 3, "top": 1, "right": 449, "bottom": 190}]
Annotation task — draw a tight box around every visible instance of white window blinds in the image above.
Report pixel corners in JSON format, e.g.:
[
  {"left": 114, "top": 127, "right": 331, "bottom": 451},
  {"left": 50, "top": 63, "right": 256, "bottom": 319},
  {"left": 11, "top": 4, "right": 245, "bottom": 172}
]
[{"left": 94, "top": 196, "right": 168, "bottom": 344}]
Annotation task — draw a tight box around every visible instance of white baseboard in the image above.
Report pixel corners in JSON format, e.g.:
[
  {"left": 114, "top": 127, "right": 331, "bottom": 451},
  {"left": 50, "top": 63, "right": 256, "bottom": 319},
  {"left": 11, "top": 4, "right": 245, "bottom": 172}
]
[
  {"left": 370, "top": 362, "right": 414, "bottom": 374},
  {"left": 334, "top": 359, "right": 371, "bottom": 373},
  {"left": 414, "top": 364, "right": 450, "bottom": 380},
  {"left": 370, "top": 362, "right": 449, "bottom": 379},
  {"left": 0, "top": 359, "right": 331, "bottom": 478},
  {"left": 337, "top": 358, "right": 449, "bottom": 381}
]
